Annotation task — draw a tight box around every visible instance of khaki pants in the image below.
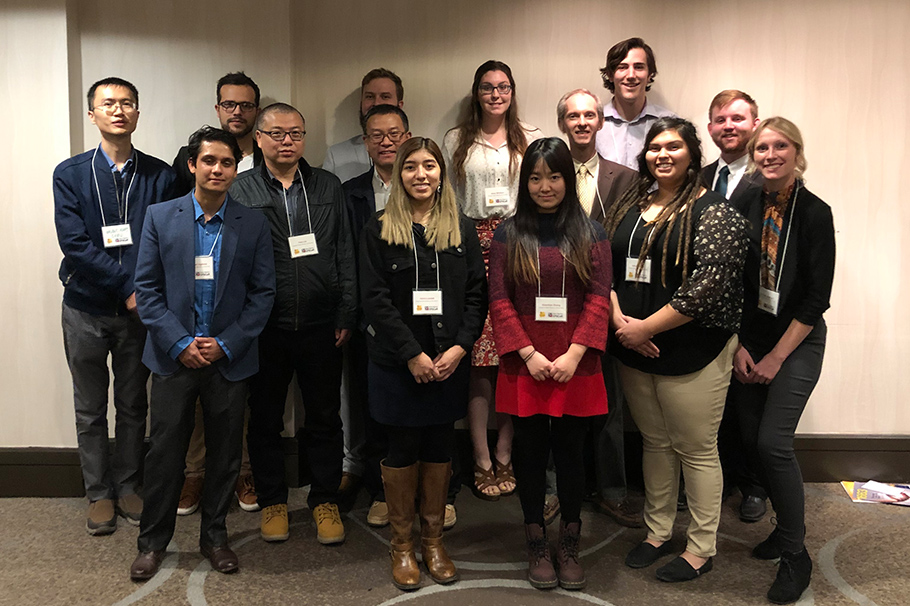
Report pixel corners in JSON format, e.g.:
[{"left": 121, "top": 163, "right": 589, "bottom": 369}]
[
  {"left": 618, "top": 336, "right": 737, "bottom": 558},
  {"left": 185, "top": 400, "right": 252, "bottom": 478}
]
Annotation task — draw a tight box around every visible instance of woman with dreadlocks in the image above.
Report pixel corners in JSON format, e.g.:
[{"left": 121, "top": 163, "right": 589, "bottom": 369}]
[{"left": 603, "top": 117, "right": 748, "bottom": 583}]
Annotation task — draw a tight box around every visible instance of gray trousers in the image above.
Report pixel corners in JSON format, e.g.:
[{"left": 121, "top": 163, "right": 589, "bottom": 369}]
[{"left": 62, "top": 302, "right": 149, "bottom": 502}]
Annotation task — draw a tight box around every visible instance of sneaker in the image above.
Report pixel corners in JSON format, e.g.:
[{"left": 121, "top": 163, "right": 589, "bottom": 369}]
[
  {"left": 313, "top": 503, "right": 345, "bottom": 545},
  {"left": 366, "top": 500, "right": 389, "bottom": 527},
  {"left": 86, "top": 499, "right": 117, "bottom": 535},
  {"left": 595, "top": 497, "right": 643, "bottom": 528},
  {"left": 177, "top": 476, "right": 203, "bottom": 516},
  {"left": 444, "top": 504, "right": 457, "bottom": 530},
  {"left": 260, "top": 503, "right": 289, "bottom": 542},
  {"left": 235, "top": 474, "right": 259, "bottom": 512},
  {"left": 543, "top": 494, "right": 560, "bottom": 526},
  {"left": 117, "top": 493, "right": 143, "bottom": 526}
]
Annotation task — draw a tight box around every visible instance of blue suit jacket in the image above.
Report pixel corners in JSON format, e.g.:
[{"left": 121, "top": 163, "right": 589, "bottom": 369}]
[{"left": 134, "top": 192, "right": 276, "bottom": 381}]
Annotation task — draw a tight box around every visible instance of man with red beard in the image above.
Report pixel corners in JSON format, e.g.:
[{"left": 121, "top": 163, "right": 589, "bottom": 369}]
[{"left": 595, "top": 38, "right": 675, "bottom": 170}]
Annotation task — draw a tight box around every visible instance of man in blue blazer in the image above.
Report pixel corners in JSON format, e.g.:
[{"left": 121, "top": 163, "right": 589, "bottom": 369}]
[{"left": 129, "top": 127, "right": 275, "bottom": 581}]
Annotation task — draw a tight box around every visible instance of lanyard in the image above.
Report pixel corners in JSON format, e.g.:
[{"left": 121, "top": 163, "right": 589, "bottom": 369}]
[
  {"left": 91, "top": 146, "right": 137, "bottom": 226},
  {"left": 768, "top": 181, "right": 800, "bottom": 291},
  {"left": 411, "top": 230, "right": 441, "bottom": 290},
  {"left": 281, "top": 169, "right": 313, "bottom": 236},
  {"left": 626, "top": 213, "right": 655, "bottom": 258},
  {"left": 203, "top": 221, "right": 225, "bottom": 258},
  {"left": 536, "top": 247, "right": 566, "bottom": 297}
]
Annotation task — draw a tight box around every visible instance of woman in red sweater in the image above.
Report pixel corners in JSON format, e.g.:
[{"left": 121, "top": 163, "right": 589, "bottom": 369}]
[{"left": 489, "top": 137, "right": 612, "bottom": 591}]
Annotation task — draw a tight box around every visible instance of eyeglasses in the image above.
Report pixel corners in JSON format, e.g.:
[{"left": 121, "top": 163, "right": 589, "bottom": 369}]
[
  {"left": 366, "top": 131, "right": 406, "bottom": 143},
  {"left": 259, "top": 129, "right": 306, "bottom": 141},
  {"left": 219, "top": 101, "right": 258, "bottom": 112},
  {"left": 478, "top": 83, "right": 512, "bottom": 96},
  {"left": 93, "top": 100, "right": 137, "bottom": 113}
]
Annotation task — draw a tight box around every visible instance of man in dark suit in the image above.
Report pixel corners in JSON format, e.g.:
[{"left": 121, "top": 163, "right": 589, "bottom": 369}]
[
  {"left": 556, "top": 88, "right": 641, "bottom": 528},
  {"left": 129, "top": 126, "right": 275, "bottom": 581},
  {"left": 702, "top": 89, "right": 768, "bottom": 523}
]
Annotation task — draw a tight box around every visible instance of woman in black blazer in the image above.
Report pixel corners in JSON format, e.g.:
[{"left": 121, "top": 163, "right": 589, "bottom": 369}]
[
  {"left": 727, "top": 117, "right": 835, "bottom": 605},
  {"left": 359, "top": 137, "right": 487, "bottom": 591}
]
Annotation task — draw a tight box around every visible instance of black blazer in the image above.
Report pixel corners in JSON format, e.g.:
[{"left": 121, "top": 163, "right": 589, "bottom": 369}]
[
  {"left": 359, "top": 213, "right": 488, "bottom": 367},
  {"left": 730, "top": 182, "right": 835, "bottom": 354},
  {"left": 701, "top": 160, "right": 763, "bottom": 206},
  {"left": 343, "top": 167, "right": 376, "bottom": 253}
]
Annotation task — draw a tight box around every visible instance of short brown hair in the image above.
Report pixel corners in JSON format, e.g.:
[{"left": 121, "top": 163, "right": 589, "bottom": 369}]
[
  {"left": 361, "top": 68, "right": 404, "bottom": 102},
  {"left": 709, "top": 90, "right": 758, "bottom": 121},
  {"left": 599, "top": 37, "right": 657, "bottom": 93}
]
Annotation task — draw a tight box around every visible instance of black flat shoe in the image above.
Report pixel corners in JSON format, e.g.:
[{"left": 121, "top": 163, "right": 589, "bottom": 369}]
[
  {"left": 625, "top": 541, "right": 674, "bottom": 569},
  {"left": 656, "top": 556, "right": 713, "bottom": 582}
]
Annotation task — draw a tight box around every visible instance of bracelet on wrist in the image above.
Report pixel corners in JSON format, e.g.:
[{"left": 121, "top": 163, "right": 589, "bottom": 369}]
[{"left": 522, "top": 349, "right": 536, "bottom": 363}]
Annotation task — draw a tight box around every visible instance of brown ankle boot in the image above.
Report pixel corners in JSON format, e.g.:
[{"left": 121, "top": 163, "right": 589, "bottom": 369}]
[
  {"left": 418, "top": 461, "right": 459, "bottom": 584},
  {"left": 525, "top": 523, "right": 557, "bottom": 589},
  {"left": 381, "top": 461, "right": 421, "bottom": 591},
  {"left": 556, "top": 520, "right": 586, "bottom": 590}
]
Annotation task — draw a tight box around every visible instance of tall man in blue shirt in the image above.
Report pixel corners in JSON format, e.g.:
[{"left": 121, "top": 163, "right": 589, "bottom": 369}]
[
  {"left": 129, "top": 127, "right": 275, "bottom": 580},
  {"left": 54, "top": 77, "right": 175, "bottom": 536}
]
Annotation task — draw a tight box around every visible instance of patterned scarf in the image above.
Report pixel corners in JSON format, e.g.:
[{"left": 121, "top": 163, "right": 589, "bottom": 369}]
[{"left": 760, "top": 181, "right": 796, "bottom": 290}]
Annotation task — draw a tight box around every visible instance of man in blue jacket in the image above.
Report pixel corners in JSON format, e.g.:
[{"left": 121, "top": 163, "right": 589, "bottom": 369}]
[
  {"left": 129, "top": 126, "right": 275, "bottom": 580},
  {"left": 54, "top": 77, "right": 175, "bottom": 536}
]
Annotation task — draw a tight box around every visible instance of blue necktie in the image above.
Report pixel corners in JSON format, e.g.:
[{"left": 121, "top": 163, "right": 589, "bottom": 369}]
[{"left": 715, "top": 165, "right": 730, "bottom": 199}]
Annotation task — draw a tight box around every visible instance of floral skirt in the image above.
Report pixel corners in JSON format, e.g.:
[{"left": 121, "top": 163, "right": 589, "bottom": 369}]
[{"left": 472, "top": 217, "right": 503, "bottom": 367}]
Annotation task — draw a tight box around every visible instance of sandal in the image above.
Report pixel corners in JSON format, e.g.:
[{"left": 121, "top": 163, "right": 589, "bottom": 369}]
[
  {"left": 494, "top": 459, "right": 516, "bottom": 496},
  {"left": 472, "top": 464, "right": 501, "bottom": 501}
]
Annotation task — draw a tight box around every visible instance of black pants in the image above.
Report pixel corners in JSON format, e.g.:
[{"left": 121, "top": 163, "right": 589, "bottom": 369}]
[
  {"left": 247, "top": 324, "right": 343, "bottom": 509},
  {"left": 719, "top": 387, "right": 767, "bottom": 500},
  {"left": 384, "top": 423, "right": 453, "bottom": 468},
  {"left": 512, "top": 414, "right": 589, "bottom": 525},
  {"left": 138, "top": 366, "right": 246, "bottom": 552},
  {"left": 730, "top": 321, "right": 826, "bottom": 553}
]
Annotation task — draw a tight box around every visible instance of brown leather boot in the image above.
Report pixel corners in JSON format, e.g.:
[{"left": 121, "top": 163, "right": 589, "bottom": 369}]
[
  {"left": 525, "top": 523, "right": 557, "bottom": 589},
  {"left": 556, "top": 520, "right": 586, "bottom": 590},
  {"left": 381, "top": 460, "right": 421, "bottom": 591},
  {"left": 418, "top": 461, "right": 459, "bottom": 584}
]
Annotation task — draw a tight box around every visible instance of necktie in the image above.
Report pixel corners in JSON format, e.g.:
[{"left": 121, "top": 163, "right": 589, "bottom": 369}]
[
  {"left": 577, "top": 164, "right": 596, "bottom": 215},
  {"left": 715, "top": 165, "right": 730, "bottom": 199}
]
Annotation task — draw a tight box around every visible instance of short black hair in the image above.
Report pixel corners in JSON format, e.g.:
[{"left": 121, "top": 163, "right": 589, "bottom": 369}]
[
  {"left": 187, "top": 126, "right": 243, "bottom": 165},
  {"left": 362, "top": 105, "right": 410, "bottom": 134},
  {"left": 217, "top": 72, "right": 260, "bottom": 107},
  {"left": 87, "top": 77, "right": 139, "bottom": 112},
  {"left": 255, "top": 102, "right": 305, "bottom": 132},
  {"left": 599, "top": 37, "right": 658, "bottom": 93}
]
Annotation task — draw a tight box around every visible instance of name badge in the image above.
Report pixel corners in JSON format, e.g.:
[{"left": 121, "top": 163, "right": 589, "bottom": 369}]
[
  {"left": 758, "top": 286, "right": 780, "bottom": 316},
  {"left": 102, "top": 224, "right": 132, "bottom": 248},
  {"left": 535, "top": 296, "right": 567, "bottom": 322},
  {"left": 413, "top": 290, "right": 443, "bottom": 315},
  {"left": 289, "top": 233, "right": 318, "bottom": 258},
  {"left": 484, "top": 186, "right": 510, "bottom": 209},
  {"left": 195, "top": 256, "right": 214, "bottom": 280},
  {"left": 625, "top": 257, "right": 651, "bottom": 283}
]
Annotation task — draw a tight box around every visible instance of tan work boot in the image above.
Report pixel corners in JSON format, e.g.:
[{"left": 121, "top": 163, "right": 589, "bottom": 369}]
[
  {"left": 367, "top": 500, "right": 389, "bottom": 527},
  {"left": 313, "top": 503, "right": 345, "bottom": 545},
  {"left": 260, "top": 503, "right": 289, "bottom": 542},
  {"left": 418, "top": 461, "right": 458, "bottom": 584},
  {"left": 381, "top": 460, "right": 420, "bottom": 591},
  {"left": 86, "top": 499, "right": 117, "bottom": 535}
]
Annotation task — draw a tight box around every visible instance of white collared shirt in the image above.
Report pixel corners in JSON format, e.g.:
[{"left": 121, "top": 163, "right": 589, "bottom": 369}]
[
  {"left": 711, "top": 154, "right": 749, "bottom": 199},
  {"left": 372, "top": 168, "right": 392, "bottom": 212}
]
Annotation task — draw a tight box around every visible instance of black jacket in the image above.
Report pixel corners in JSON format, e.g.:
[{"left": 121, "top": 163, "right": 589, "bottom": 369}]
[
  {"left": 172, "top": 140, "right": 263, "bottom": 197},
  {"left": 343, "top": 167, "right": 376, "bottom": 253},
  {"left": 359, "top": 213, "right": 488, "bottom": 367},
  {"left": 230, "top": 159, "right": 357, "bottom": 331}
]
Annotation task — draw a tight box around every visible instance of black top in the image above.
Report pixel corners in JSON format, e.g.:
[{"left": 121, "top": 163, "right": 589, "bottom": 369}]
[
  {"left": 610, "top": 191, "right": 748, "bottom": 375},
  {"left": 730, "top": 181, "right": 835, "bottom": 356},
  {"left": 359, "top": 212, "right": 488, "bottom": 367}
]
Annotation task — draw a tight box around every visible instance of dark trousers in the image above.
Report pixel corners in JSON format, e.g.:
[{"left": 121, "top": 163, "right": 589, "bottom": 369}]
[
  {"left": 348, "top": 330, "right": 388, "bottom": 500},
  {"left": 384, "top": 423, "right": 454, "bottom": 468},
  {"left": 512, "top": 414, "right": 589, "bottom": 525},
  {"left": 731, "top": 321, "right": 826, "bottom": 553},
  {"left": 62, "top": 302, "right": 148, "bottom": 502},
  {"left": 719, "top": 388, "right": 767, "bottom": 500},
  {"left": 593, "top": 356, "right": 628, "bottom": 500},
  {"left": 247, "top": 324, "right": 343, "bottom": 509},
  {"left": 138, "top": 366, "right": 247, "bottom": 552}
]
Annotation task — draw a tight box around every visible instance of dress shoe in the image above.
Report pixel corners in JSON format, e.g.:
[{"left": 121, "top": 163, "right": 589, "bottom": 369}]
[
  {"left": 656, "top": 555, "right": 713, "bottom": 582},
  {"left": 86, "top": 499, "right": 117, "bottom": 536},
  {"left": 595, "top": 497, "right": 643, "bottom": 528},
  {"left": 130, "top": 550, "right": 166, "bottom": 581},
  {"left": 740, "top": 495, "right": 768, "bottom": 522},
  {"left": 201, "top": 544, "right": 239, "bottom": 574},
  {"left": 625, "top": 541, "right": 674, "bottom": 568}
]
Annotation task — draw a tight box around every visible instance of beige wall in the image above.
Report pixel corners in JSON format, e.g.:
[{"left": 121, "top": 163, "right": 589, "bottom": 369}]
[{"left": 2, "top": 0, "right": 907, "bottom": 447}]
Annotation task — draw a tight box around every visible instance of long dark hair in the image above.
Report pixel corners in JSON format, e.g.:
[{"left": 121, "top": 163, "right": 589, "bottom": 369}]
[
  {"left": 505, "top": 138, "right": 595, "bottom": 285},
  {"left": 604, "top": 117, "right": 703, "bottom": 287},
  {"left": 449, "top": 60, "right": 531, "bottom": 185}
]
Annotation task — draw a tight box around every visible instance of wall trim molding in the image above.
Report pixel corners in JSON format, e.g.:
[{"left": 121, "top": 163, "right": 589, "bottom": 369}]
[{"left": 1, "top": 434, "right": 907, "bottom": 498}]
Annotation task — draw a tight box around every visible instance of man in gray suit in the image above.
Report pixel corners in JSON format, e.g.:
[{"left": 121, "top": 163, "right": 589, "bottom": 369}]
[{"left": 702, "top": 89, "right": 768, "bottom": 523}]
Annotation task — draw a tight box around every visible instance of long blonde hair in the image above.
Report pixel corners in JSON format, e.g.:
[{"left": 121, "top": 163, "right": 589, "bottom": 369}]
[{"left": 380, "top": 137, "right": 462, "bottom": 250}]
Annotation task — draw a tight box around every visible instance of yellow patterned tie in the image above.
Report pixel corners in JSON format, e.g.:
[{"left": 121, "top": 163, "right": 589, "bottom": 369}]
[{"left": 577, "top": 164, "right": 595, "bottom": 215}]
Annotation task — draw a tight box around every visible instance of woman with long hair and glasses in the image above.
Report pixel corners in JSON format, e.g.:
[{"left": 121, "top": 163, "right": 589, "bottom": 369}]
[
  {"left": 443, "top": 60, "right": 542, "bottom": 502},
  {"left": 359, "top": 137, "right": 487, "bottom": 591},
  {"left": 728, "top": 117, "right": 834, "bottom": 604},
  {"left": 603, "top": 117, "right": 748, "bottom": 582},
  {"left": 489, "top": 138, "right": 611, "bottom": 590}
]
